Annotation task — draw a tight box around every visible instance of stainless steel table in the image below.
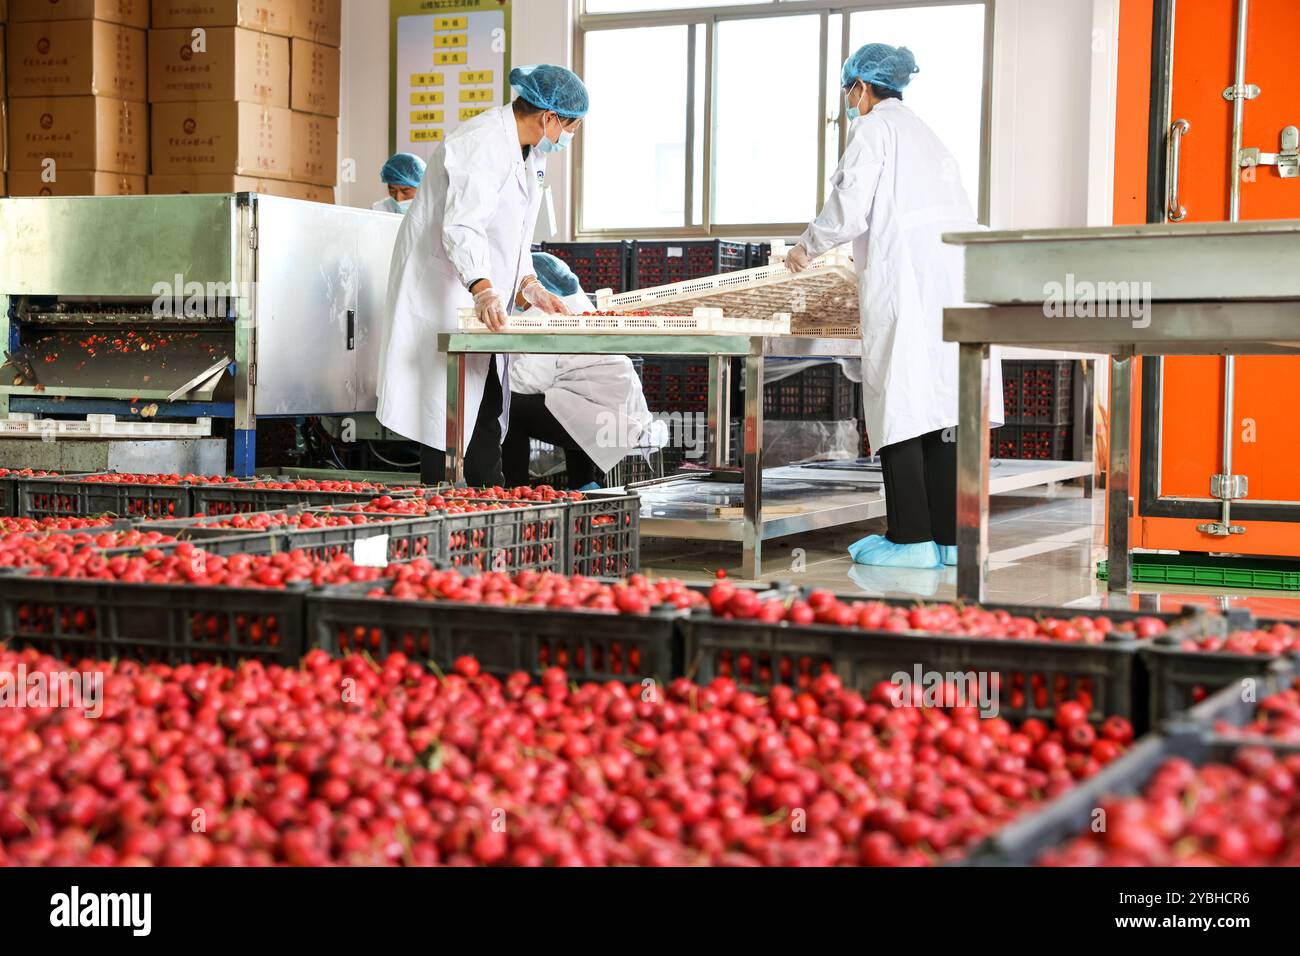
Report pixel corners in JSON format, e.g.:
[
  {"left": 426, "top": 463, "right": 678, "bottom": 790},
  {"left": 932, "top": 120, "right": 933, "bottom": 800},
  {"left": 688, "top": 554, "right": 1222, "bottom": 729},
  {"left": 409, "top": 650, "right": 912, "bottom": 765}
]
[
  {"left": 441, "top": 332, "right": 868, "bottom": 578},
  {"left": 944, "top": 301, "right": 1300, "bottom": 601},
  {"left": 443, "top": 330, "right": 1100, "bottom": 579}
]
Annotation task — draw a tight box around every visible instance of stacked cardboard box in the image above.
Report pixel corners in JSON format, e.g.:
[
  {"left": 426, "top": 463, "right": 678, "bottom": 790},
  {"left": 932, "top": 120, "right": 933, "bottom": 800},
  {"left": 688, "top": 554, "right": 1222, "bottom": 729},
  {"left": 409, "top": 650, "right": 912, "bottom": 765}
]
[
  {"left": 288, "top": 0, "right": 339, "bottom": 202},
  {"left": 4, "top": 0, "right": 149, "bottom": 196},
  {"left": 146, "top": 0, "right": 338, "bottom": 202}
]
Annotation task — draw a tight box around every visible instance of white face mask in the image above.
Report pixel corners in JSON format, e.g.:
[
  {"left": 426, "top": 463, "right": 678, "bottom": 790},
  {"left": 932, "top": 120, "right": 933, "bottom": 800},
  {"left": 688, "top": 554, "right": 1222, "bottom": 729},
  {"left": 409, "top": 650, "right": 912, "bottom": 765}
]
[{"left": 375, "top": 196, "right": 411, "bottom": 215}]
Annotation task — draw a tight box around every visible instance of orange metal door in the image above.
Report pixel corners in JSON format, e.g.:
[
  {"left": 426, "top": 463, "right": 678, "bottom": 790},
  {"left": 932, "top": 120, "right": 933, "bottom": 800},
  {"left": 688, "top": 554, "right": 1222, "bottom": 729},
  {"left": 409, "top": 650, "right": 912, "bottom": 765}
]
[{"left": 1117, "top": 0, "right": 1300, "bottom": 558}]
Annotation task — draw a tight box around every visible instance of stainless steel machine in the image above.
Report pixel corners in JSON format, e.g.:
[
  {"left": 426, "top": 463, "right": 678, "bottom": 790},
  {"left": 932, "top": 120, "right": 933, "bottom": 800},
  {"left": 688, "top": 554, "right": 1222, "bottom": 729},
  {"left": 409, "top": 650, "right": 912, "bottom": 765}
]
[{"left": 0, "top": 195, "right": 402, "bottom": 475}]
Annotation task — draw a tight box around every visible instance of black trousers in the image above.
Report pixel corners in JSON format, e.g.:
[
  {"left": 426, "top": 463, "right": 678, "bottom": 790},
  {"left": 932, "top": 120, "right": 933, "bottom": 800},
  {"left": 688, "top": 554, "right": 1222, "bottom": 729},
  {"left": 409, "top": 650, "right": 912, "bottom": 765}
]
[
  {"left": 419, "top": 355, "right": 506, "bottom": 486},
  {"left": 502, "top": 392, "right": 601, "bottom": 490},
  {"left": 878, "top": 427, "right": 958, "bottom": 546}
]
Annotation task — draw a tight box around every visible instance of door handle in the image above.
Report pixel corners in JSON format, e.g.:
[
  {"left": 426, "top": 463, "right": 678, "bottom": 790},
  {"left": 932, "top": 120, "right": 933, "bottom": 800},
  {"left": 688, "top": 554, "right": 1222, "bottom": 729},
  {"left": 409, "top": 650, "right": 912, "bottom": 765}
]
[
  {"left": 1167, "top": 119, "right": 1191, "bottom": 222},
  {"left": 346, "top": 309, "right": 356, "bottom": 351}
]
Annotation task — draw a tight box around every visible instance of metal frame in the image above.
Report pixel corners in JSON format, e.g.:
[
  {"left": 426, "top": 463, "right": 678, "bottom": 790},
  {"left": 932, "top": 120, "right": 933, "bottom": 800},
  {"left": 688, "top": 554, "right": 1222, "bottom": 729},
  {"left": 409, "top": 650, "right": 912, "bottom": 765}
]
[
  {"left": 945, "top": 300, "right": 1300, "bottom": 602},
  {"left": 572, "top": 0, "right": 995, "bottom": 239}
]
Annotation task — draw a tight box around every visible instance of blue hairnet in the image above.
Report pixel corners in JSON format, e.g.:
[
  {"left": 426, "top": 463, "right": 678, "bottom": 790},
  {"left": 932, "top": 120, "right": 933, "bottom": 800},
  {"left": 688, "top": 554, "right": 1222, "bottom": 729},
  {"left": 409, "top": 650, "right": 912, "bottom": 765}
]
[
  {"left": 531, "top": 253, "right": 581, "bottom": 297},
  {"left": 841, "top": 43, "right": 919, "bottom": 92},
  {"left": 380, "top": 153, "right": 426, "bottom": 189},
  {"left": 510, "top": 64, "right": 589, "bottom": 120}
]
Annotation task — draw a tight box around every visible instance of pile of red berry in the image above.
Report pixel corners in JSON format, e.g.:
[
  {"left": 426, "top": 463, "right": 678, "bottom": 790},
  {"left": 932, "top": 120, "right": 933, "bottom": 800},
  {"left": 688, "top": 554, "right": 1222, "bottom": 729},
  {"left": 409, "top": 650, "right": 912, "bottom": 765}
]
[
  {"left": 1039, "top": 745, "right": 1300, "bottom": 865},
  {"left": 0, "top": 644, "right": 1129, "bottom": 867}
]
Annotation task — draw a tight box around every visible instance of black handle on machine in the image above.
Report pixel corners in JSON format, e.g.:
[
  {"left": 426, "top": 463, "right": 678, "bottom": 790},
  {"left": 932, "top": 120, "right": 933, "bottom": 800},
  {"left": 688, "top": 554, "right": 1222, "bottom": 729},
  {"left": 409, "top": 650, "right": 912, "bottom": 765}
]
[{"left": 346, "top": 310, "right": 356, "bottom": 351}]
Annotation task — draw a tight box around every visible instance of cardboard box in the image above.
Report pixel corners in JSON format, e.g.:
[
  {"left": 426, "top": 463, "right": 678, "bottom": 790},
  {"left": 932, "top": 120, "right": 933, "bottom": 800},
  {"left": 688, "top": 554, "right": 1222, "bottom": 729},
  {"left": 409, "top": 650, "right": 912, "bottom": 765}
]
[
  {"left": 10, "top": 0, "right": 149, "bottom": 28},
  {"left": 289, "top": 109, "right": 333, "bottom": 185},
  {"left": 151, "top": 0, "right": 292, "bottom": 36},
  {"left": 148, "top": 26, "right": 288, "bottom": 105},
  {"left": 7, "top": 19, "right": 147, "bottom": 101},
  {"left": 7, "top": 95, "right": 148, "bottom": 173},
  {"left": 289, "top": 36, "right": 335, "bottom": 116},
  {"left": 151, "top": 100, "right": 291, "bottom": 180},
  {"left": 292, "top": 0, "right": 338, "bottom": 47},
  {"left": 9, "top": 169, "right": 145, "bottom": 194},
  {"left": 149, "top": 172, "right": 331, "bottom": 202},
  {"left": 0, "top": 174, "right": 6, "bottom": 197}
]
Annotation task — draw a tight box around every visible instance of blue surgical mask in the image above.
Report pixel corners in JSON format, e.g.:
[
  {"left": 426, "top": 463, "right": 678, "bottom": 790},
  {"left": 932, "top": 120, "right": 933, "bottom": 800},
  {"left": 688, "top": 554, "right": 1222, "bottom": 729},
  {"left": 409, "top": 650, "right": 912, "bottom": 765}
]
[
  {"left": 845, "top": 83, "right": 864, "bottom": 121},
  {"left": 393, "top": 199, "right": 413, "bottom": 214},
  {"left": 536, "top": 115, "right": 573, "bottom": 154}
]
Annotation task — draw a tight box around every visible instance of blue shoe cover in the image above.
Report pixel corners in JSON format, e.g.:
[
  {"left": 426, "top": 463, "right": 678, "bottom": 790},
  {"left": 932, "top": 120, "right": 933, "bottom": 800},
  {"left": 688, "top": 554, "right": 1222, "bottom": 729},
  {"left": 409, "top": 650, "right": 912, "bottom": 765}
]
[
  {"left": 939, "top": 545, "right": 958, "bottom": 567},
  {"left": 847, "top": 535, "right": 942, "bottom": 570},
  {"left": 578, "top": 482, "right": 601, "bottom": 492}
]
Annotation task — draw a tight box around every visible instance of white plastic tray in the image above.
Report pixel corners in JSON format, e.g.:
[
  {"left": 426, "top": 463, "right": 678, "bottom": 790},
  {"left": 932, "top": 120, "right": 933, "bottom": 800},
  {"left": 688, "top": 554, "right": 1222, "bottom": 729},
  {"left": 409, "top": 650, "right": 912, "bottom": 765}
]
[
  {"left": 0, "top": 414, "right": 214, "bottom": 439},
  {"left": 457, "top": 306, "right": 792, "bottom": 336},
  {"left": 594, "top": 244, "right": 860, "bottom": 336}
]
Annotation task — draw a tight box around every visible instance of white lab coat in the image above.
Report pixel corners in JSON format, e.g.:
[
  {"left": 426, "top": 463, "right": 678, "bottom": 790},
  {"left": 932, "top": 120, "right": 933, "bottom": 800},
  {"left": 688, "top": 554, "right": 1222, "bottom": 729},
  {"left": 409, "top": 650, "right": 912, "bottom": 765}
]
[
  {"left": 799, "top": 100, "right": 1003, "bottom": 450},
  {"left": 376, "top": 105, "right": 544, "bottom": 450},
  {"left": 509, "top": 290, "right": 665, "bottom": 473}
]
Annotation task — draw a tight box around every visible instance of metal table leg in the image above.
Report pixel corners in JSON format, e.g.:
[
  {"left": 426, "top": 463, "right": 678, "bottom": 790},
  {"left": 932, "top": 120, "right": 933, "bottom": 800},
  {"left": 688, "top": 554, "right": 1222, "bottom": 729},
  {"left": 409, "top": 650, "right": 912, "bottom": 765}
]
[
  {"left": 445, "top": 352, "right": 467, "bottom": 483},
  {"left": 956, "top": 343, "right": 991, "bottom": 601},
  {"left": 1077, "top": 358, "right": 1097, "bottom": 499},
  {"left": 707, "top": 355, "right": 732, "bottom": 468},
  {"left": 1107, "top": 352, "right": 1133, "bottom": 591},
  {"left": 742, "top": 352, "right": 764, "bottom": 579}
]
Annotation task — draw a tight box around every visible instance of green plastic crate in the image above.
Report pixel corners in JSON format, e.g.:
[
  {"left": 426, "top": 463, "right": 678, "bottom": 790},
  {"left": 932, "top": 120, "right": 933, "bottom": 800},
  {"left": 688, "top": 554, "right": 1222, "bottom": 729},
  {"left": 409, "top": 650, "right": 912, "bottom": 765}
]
[{"left": 1098, "top": 554, "right": 1300, "bottom": 592}]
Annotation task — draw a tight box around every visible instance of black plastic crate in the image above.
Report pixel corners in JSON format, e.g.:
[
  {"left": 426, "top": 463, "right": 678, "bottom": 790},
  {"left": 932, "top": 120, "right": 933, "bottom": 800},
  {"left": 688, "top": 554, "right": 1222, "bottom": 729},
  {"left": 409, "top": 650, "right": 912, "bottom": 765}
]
[
  {"left": 540, "top": 240, "right": 632, "bottom": 294},
  {"left": 746, "top": 242, "right": 772, "bottom": 269},
  {"left": 17, "top": 475, "right": 193, "bottom": 520},
  {"left": 1174, "top": 661, "right": 1300, "bottom": 736},
  {"left": 567, "top": 493, "right": 640, "bottom": 577},
  {"left": 1141, "top": 622, "right": 1300, "bottom": 728},
  {"left": 763, "top": 361, "right": 856, "bottom": 421},
  {"left": 682, "top": 592, "right": 1210, "bottom": 728},
  {"left": 0, "top": 571, "right": 307, "bottom": 666},
  {"left": 0, "top": 471, "right": 88, "bottom": 517},
  {"left": 995, "top": 423, "right": 1072, "bottom": 460},
  {"left": 630, "top": 240, "right": 748, "bottom": 290},
  {"left": 639, "top": 357, "right": 711, "bottom": 413},
  {"left": 441, "top": 502, "right": 566, "bottom": 574},
  {"left": 307, "top": 579, "right": 680, "bottom": 683},
  {"left": 190, "top": 481, "right": 414, "bottom": 516},
  {"left": 966, "top": 731, "right": 1300, "bottom": 865},
  {"left": 1004, "top": 359, "right": 1074, "bottom": 425}
]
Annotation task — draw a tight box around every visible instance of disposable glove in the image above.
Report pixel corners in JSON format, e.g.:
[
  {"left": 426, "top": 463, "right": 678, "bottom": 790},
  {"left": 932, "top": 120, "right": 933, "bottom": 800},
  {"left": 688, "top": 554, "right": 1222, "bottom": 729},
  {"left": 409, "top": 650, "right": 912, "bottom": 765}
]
[
  {"left": 520, "top": 275, "right": 572, "bottom": 315},
  {"left": 473, "top": 286, "right": 508, "bottom": 331}
]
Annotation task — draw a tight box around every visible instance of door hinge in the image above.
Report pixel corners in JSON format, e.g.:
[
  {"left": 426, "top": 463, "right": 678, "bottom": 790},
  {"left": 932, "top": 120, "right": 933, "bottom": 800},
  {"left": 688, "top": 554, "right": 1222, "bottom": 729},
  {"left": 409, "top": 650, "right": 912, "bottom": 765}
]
[
  {"left": 1241, "top": 126, "right": 1300, "bottom": 179},
  {"left": 1223, "top": 83, "right": 1261, "bottom": 101},
  {"left": 1210, "top": 473, "right": 1248, "bottom": 500},
  {"left": 249, "top": 363, "right": 256, "bottom": 387},
  {"left": 1197, "top": 521, "right": 1246, "bottom": 536},
  {"left": 248, "top": 227, "right": 259, "bottom": 250}
]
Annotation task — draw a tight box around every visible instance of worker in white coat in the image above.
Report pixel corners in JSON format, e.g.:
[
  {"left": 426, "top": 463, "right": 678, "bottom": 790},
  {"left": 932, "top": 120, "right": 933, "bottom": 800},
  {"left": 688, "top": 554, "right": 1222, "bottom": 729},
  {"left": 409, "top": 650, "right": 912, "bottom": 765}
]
[
  {"left": 372, "top": 153, "right": 426, "bottom": 214},
  {"left": 504, "top": 253, "right": 665, "bottom": 489},
  {"left": 787, "top": 43, "right": 1003, "bottom": 569},
  {"left": 376, "top": 65, "right": 589, "bottom": 485}
]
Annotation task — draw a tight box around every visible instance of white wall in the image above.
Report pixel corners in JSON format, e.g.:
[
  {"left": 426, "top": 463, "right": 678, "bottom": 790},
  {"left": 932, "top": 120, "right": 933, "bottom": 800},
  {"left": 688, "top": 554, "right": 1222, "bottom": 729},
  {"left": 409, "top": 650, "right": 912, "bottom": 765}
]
[
  {"left": 988, "top": 0, "right": 1115, "bottom": 230},
  {"left": 338, "top": 0, "right": 574, "bottom": 235},
  {"left": 340, "top": 0, "right": 1115, "bottom": 234}
]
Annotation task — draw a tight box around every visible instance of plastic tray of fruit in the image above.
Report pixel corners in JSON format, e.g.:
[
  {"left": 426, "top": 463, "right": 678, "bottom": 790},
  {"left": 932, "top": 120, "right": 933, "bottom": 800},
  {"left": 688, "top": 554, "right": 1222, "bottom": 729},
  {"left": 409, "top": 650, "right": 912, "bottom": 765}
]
[
  {"left": 0, "top": 547, "right": 384, "bottom": 667},
  {"left": 306, "top": 568, "right": 707, "bottom": 683},
  {"left": 16, "top": 472, "right": 232, "bottom": 520},
  {"left": 1175, "top": 664, "right": 1300, "bottom": 743},
  {"left": 565, "top": 492, "right": 640, "bottom": 578},
  {"left": 190, "top": 479, "right": 424, "bottom": 516},
  {"left": 682, "top": 585, "right": 1212, "bottom": 729},
  {"left": 965, "top": 731, "right": 1300, "bottom": 866},
  {"left": 456, "top": 305, "right": 792, "bottom": 335},
  {"left": 1140, "top": 615, "right": 1300, "bottom": 728},
  {"left": 0, "top": 469, "right": 90, "bottom": 517}
]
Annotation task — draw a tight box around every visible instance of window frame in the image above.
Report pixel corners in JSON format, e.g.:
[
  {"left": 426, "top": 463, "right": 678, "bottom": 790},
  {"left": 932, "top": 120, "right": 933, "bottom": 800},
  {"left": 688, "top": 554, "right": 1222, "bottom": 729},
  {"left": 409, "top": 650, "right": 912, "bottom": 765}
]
[{"left": 572, "top": 0, "right": 996, "bottom": 240}]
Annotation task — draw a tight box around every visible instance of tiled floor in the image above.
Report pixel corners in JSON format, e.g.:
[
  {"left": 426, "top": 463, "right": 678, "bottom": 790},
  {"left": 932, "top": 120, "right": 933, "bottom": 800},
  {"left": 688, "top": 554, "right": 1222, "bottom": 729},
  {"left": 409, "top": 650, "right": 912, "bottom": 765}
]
[{"left": 641, "top": 486, "right": 1300, "bottom": 620}]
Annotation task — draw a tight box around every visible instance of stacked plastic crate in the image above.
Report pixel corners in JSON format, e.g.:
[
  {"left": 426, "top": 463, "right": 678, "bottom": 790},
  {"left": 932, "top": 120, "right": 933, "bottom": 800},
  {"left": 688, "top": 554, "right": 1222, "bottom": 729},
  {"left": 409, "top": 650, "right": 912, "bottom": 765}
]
[{"left": 993, "top": 360, "right": 1075, "bottom": 460}]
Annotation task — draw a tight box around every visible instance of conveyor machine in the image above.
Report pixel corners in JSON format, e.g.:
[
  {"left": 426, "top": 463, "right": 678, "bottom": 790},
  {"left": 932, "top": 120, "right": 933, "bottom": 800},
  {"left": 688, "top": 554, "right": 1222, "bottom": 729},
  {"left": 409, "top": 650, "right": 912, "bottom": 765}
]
[{"left": 0, "top": 194, "right": 402, "bottom": 475}]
